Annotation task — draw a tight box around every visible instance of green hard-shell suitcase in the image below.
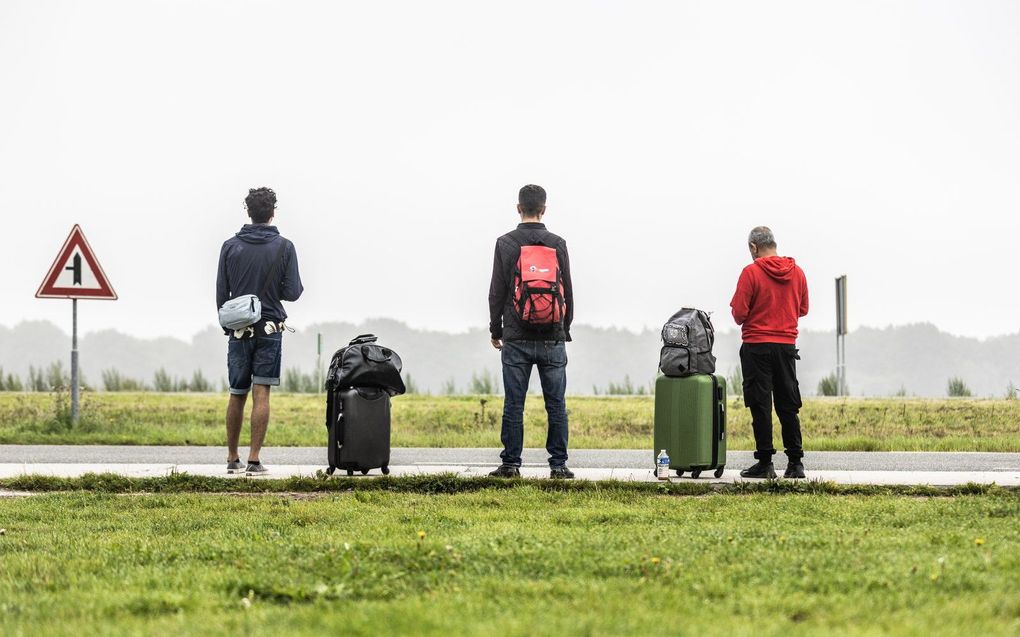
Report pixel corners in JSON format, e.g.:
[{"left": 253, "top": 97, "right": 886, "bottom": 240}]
[{"left": 653, "top": 374, "right": 727, "bottom": 478}]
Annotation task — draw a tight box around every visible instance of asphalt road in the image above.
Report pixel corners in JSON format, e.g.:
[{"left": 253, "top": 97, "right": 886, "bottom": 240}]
[{"left": 1, "top": 445, "right": 1017, "bottom": 472}]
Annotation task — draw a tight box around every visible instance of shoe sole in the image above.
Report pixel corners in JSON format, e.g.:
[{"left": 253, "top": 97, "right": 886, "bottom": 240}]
[
  {"left": 226, "top": 468, "right": 243, "bottom": 474},
  {"left": 739, "top": 473, "right": 778, "bottom": 479}
]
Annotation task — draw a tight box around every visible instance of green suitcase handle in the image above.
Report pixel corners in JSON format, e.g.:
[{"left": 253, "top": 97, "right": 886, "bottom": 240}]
[{"left": 717, "top": 385, "right": 726, "bottom": 440}]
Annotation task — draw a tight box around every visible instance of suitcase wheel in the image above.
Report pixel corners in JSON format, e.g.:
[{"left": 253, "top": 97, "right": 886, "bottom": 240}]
[
  {"left": 690, "top": 469, "right": 702, "bottom": 479},
  {"left": 675, "top": 469, "right": 684, "bottom": 478},
  {"left": 714, "top": 466, "right": 725, "bottom": 479},
  {"left": 360, "top": 468, "right": 369, "bottom": 476},
  {"left": 326, "top": 466, "right": 336, "bottom": 476},
  {"left": 346, "top": 469, "right": 354, "bottom": 477},
  {"left": 381, "top": 466, "right": 390, "bottom": 475}
]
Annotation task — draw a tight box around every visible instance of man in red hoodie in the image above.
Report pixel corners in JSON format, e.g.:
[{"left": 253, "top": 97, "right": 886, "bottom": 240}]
[{"left": 730, "top": 226, "right": 809, "bottom": 479}]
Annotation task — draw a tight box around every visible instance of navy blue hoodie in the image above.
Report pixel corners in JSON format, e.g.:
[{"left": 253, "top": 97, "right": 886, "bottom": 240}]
[{"left": 216, "top": 225, "right": 303, "bottom": 326}]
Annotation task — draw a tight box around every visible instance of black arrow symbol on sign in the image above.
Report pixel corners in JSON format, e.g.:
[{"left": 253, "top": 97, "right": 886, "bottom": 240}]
[{"left": 65, "top": 254, "right": 82, "bottom": 285}]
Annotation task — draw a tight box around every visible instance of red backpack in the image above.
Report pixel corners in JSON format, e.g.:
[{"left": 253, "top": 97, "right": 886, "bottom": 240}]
[{"left": 513, "top": 243, "right": 565, "bottom": 325}]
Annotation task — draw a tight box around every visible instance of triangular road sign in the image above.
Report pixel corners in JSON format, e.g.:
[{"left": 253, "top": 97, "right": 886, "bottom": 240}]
[{"left": 36, "top": 224, "right": 117, "bottom": 300}]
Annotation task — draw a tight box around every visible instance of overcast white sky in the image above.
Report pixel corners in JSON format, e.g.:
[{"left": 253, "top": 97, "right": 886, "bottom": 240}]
[{"left": 2, "top": 0, "right": 1018, "bottom": 340}]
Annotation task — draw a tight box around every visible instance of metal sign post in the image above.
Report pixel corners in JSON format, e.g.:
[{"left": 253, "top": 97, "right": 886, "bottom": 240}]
[
  {"left": 36, "top": 225, "right": 117, "bottom": 424},
  {"left": 835, "top": 275, "right": 848, "bottom": 396},
  {"left": 317, "top": 332, "right": 323, "bottom": 393},
  {"left": 71, "top": 299, "right": 79, "bottom": 422}
]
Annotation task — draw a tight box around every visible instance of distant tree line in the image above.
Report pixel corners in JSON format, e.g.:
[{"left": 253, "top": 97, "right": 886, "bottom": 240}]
[
  {"left": 0, "top": 363, "right": 222, "bottom": 393},
  {"left": 1, "top": 362, "right": 1016, "bottom": 399},
  {"left": 0, "top": 362, "right": 72, "bottom": 392},
  {"left": 592, "top": 375, "right": 651, "bottom": 396}
]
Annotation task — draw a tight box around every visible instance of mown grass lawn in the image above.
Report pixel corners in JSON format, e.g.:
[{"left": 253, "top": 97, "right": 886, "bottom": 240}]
[
  {"left": 0, "top": 485, "right": 1018, "bottom": 637},
  {"left": 1, "top": 392, "right": 1018, "bottom": 451}
]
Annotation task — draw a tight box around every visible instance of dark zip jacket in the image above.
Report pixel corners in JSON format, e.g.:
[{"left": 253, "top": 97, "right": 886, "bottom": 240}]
[
  {"left": 488, "top": 222, "right": 574, "bottom": 342},
  {"left": 216, "top": 225, "right": 303, "bottom": 326}
]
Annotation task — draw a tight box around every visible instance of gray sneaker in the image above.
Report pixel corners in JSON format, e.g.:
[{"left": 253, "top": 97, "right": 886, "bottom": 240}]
[
  {"left": 245, "top": 461, "right": 269, "bottom": 476},
  {"left": 227, "top": 459, "right": 245, "bottom": 474}
]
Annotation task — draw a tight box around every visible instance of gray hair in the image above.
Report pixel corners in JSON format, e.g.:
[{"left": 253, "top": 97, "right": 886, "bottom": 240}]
[{"left": 748, "top": 226, "right": 777, "bottom": 249}]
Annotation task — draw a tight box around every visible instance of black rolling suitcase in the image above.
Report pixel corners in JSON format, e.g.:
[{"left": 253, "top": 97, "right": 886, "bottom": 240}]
[
  {"left": 327, "top": 387, "right": 391, "bottom": 476},
  {"left": 324, "top": 334, "right": 405, "bottom": 477}
]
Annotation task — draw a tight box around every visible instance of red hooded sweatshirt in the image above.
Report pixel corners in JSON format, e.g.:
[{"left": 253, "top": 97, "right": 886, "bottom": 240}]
[{"left": 730, "top": 256, "right": 809, "bottom": 344}]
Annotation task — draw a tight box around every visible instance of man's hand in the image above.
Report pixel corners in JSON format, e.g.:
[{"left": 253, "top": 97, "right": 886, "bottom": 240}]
[{"left": 491, "top": 338, "right": 503, "bottom": 351}]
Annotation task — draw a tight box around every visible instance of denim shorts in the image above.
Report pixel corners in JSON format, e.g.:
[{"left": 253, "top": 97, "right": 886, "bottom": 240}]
[{"left": 227, "top": 332, "right": 283, "bottom": 395}]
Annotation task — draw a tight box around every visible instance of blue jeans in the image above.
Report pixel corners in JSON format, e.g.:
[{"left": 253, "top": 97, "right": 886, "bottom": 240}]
[{"left": 500, "top": 340, "right": 569, "bottom": 468}]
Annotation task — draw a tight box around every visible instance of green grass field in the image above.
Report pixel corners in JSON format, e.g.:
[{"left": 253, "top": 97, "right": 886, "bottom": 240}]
[
  {"left": 0, "top": 483, "right": 1017, "bottom": 636},
  {"left": 0, "top": 392, "right": 1018, "bottom": 451}
]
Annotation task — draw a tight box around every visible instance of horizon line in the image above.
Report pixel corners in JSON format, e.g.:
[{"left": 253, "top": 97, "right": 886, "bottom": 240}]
[{"left": 1, "top": 317, "right": 1017, "bottom": 343}]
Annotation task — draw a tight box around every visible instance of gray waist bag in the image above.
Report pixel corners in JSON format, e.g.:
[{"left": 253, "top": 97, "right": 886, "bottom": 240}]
[
  {"left": 218, "top": 243, "right": 286, "bottom": 331},
  {"left": 659, "top": 308, "right": 717, "bottom": 376},
  {"left": 218, "top": 295, "right": 264, "bottom": 331}
]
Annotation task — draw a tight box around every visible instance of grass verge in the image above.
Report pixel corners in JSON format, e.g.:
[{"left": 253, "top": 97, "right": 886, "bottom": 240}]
[
  {"left": 0, "top": 486, "right": 1017, "bottom": 636},
  {"left": 1, "top": 392, "right": 1018, "bottom": 451},
  {"left": 0, "top": 472, "right": 1015, "bottom": 497}
]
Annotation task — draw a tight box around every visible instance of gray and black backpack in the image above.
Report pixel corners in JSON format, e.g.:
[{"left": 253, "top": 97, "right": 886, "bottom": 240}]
[{"left": 659, "top": 308, "right": 717, "bottom": 376}]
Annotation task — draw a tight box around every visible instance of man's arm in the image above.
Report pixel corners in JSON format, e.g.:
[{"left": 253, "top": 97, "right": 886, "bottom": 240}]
[
  {"left": 215, "top": 243, "right": 230, "bottom": 309},
  {"left": 730, "top": 267, "right": 754, "bottom": 326},
  {"left": 559, "top": 239, "right": 573, "bottom": 341},
  {"left": 280, "top": 240, "right": 304, "bottom": 302},
  {"left": 488, "top": 238, "right": 508, "bottom": 343},
  {"left": 798, "top": 268, "right": 809, "bottom": 317}
]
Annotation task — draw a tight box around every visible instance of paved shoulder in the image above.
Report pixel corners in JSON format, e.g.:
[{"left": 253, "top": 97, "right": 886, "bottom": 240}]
[{"left": 0, "top": 446, "right": 1016, "bottom": 472}]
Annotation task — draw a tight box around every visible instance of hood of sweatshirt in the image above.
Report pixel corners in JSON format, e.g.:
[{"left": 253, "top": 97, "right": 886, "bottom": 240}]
[
  {"left": 235, "top": 224, "right": 280, "bottom": 244},
  {"left": 754, "top": 256, "right": 797, "bottom": 281}
]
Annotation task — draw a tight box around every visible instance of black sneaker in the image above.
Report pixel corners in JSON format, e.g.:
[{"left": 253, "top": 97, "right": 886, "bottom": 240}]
[
  {"left": 488, "top": 465, "right": 520, "bottom": 478},
  {"left": 739, "top": 461, "right": 777, "bottom": 479},
  {"left": 550, "top": 467, "right": 575, "bottom": 480},
  {"left": 226, "top": 459, "right": 245, "bottom": 474},
  {"left": 245, "top": 461, "right": 269, "bottom": 476},
  {"left": 784, "top": 462, "right": 806, "bottom": 479}
]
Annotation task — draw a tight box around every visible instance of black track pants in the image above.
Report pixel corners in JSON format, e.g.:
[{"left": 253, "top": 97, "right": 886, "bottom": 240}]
[{"left": 739, "top": 343, "right": 804, "bottom": 462}]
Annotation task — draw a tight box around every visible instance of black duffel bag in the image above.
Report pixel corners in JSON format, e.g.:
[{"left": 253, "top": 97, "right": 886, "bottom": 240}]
[{"left": 324, "top": 334, "right": 406, "bottom": 396}]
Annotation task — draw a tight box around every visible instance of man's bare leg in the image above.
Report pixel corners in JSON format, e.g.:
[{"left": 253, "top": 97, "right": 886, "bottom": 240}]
[
  {"left": 226, "top": 393, "right": 248, "bottom": 462},
  {"left": 248, "top": 384, "right": 271, "bottom": 462}
]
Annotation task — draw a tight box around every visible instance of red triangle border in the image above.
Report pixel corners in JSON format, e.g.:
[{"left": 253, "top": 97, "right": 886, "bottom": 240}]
[{"left": 35, "top": 224, "right": 118, "bottom": 300}]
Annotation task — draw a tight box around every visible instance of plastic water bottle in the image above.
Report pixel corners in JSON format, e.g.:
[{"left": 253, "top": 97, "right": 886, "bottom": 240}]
[{"left": 656, "top": 449, "right": 670, "bottom": 480}]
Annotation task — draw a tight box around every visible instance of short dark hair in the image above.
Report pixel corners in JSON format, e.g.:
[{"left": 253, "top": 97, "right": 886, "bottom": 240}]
[
  {"left": 245, "top": 187, "right": 277, "bottom": 224},
  {"left": 518, "top": 184, "right": 547, "bottom": 217}
]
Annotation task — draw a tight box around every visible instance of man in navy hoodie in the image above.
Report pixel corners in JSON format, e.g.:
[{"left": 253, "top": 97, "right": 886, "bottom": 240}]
[
  {"left": 216, "top": 187, "right": 303, "bottom": 475},
  {"left": 730, "top": 226, "right": 809, "bottom": 479}
]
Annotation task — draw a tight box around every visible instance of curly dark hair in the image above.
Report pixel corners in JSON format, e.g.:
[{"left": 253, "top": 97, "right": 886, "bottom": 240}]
[
  {"left": 518, "top": 184, "right": 546, "bottom": 217},
  {"left": 245, "top": 187, "right": 277, "bottom": 224}
]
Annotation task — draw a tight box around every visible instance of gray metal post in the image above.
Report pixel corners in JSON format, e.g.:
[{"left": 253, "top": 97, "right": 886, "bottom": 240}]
[
  {"left": 834, "top": 275, "right": 848, "bottom": 397},
  {"left": 71, "top": 298, "right": 80, "bottom": 424},
  {"left": 841, "top": 334, "right": 848, "bottom": 396},
  {"left": 317, "top": 332, "right": 323, "bottom": 393},
  {"left": 835, "top": 332, "right": 840, "bottom": 396}
]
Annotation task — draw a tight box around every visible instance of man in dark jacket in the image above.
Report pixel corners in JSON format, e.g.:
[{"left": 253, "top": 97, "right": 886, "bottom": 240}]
[
  {"left": 487, "top": 184, "right": 575, "bottom": 479},
  {"left": 730, "top": 226, "right": 809, "bottom": 479},
  {"left": 216, "top": 187, "right": 303, "bottom": 475}
]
